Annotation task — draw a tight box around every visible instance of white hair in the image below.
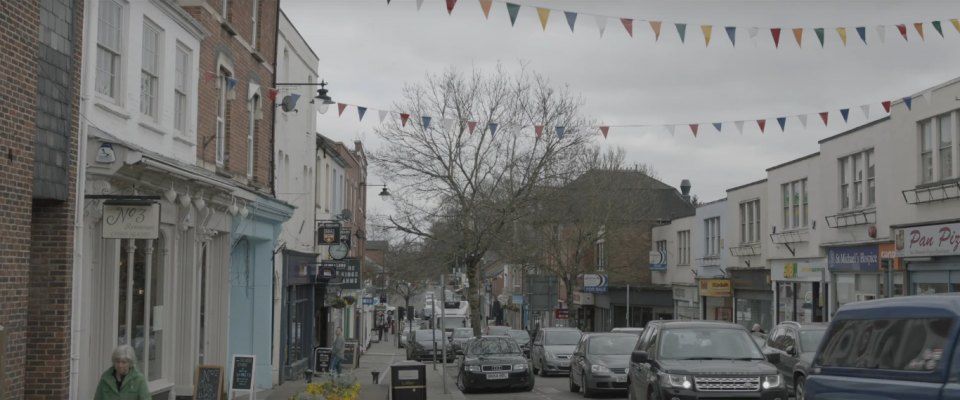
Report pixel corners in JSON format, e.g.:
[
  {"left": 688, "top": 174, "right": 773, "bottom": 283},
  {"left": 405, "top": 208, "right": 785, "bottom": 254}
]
[{"left": 112, "top": 344, "right": 137, "bottom": 365}]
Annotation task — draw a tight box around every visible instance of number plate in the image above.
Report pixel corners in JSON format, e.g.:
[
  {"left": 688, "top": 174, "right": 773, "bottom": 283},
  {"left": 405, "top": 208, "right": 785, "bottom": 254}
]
[
  {"left": 615, "top": 376, "right": 627, "bottom": 383},
  {"left": 487, "top": 373, "right": 509, "bottom": 380},
  {"left": 560, "top": 361, "right": 570, "bottom": 367}
]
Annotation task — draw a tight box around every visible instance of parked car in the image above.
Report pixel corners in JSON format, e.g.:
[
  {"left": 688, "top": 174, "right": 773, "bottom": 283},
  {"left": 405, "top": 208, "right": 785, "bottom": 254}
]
[
  {"left": 611, "top": 327, "right": 644, "bottom": 336},
  {"left": 806, "top": 295, "right": 960, "bottom": 400},
  {"left": 486, "top": 325, "right": 512, "bottom": 336},
  {"left": 456, "top": 336, "right": 535, "bottom": 393},
  {"left": 450, "top": 327, "right": 474, "bottom": 355},
  {"left": 406, "top": 329, "right": 453, "bottom": 362},
  {"left": 569, "top": 333, "right": 639, "bottom": 396},
  {"left": 507, "top": 329, "right": 532, "bottom": 358},
  {"left": 531, "top": 327, "right": 583, "bottom": 376},
  {"left": 628, "top": 320, "right": 787, "bottom": 400},
  {"left": 764, "top": 321, "right": 827, "bottom": 399}
]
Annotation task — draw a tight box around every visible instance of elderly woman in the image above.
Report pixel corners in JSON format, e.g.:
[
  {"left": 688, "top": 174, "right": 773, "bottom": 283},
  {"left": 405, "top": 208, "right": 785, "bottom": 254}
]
[{"left": 94, "top": 344, "right": 151, "bottom": 400}]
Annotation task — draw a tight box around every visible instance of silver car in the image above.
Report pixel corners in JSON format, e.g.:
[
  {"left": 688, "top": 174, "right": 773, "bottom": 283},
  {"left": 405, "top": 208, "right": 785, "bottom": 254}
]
[
  {"left": 568, "top": 333, "right": 639, "bottom": 396},
  {"left": 531, "top": 327, "right": 582, "bottom": 376}
]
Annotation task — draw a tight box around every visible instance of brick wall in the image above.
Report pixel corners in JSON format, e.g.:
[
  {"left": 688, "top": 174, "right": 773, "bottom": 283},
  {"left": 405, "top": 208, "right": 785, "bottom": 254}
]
[
  {"left": 185, "top": 0, "right": 278, "bottom": 192},
  {"left": 0, "top": 0, "right": 81, "bottom": 398}
]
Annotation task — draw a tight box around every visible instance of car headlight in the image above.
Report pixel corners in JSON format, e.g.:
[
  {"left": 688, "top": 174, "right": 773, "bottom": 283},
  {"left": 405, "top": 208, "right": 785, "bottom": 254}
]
[
  {"left": 465, "top": 365, "right": 481, "bottom": 372},
  {"left": 661, "top": 373, "right": 692, "bottom": 389},
  {"left": 513, "top": 363, "right": 528, "bottom": 371},
  {"left": 544, "top": 351, "right": 555, "bottom": 359},
  {"left": 762, "top": 375, "right": 782, "bottom": 389},
  {"left": 591, "top": 365, "right": 611, "bottom": 374}
]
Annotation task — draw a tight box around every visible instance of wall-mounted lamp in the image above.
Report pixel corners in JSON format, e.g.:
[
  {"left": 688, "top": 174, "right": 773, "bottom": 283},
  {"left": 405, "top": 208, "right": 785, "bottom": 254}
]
[
  {"left": 275, "top": 80, "right": 335, "bottom": 114},
  {"left": 361, "top": 183, "right": 391, "bottom": 198}
]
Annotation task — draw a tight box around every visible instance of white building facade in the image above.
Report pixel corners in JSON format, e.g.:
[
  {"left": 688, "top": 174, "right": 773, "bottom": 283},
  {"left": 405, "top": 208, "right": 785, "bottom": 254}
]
[
  {"left": 724, "top": 180, "right": 773, "bottom": 332},
  {"left": 651, "top": 216, "right": 697, "bottom": 321},
  {"left": 690, "top": 199, "right": 730, "bottom": 322}
]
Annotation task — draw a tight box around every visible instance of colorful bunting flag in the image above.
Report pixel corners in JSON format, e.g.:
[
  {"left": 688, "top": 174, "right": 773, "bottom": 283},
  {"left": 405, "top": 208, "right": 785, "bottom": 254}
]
[
  {"left": 416, "top": 0, "right": 424, "bottom": 11},
  {"left": 650, "top": 21, "right": 662, "bottom": 41},
  {"left": 836, "top": 27, "right": 847, "bottom": 46},
  {"left": 903, "top": 96, "right": 913, "bottom": 110},
  {"left": 467, "top": 121, "right": 478, "bottom": 134},
  {"left": 840, "top": 108, "right": 850, "bottom": 122},
  {"left": 757, "top": 119, "right": 766, "bottom": 133},
  {"left": 725, "top": 26, "right": 736, "bottom": 46},
  {"left": 897, "top": 24, "right": 908, "bottom": 41},
  {"left": 622, "top": 18, "right": 634, "bottom": 37},
  {"left": 479, "top": 0, "right": 493, "bottom": 19},
  {"left": 564, "top": 11, "right": 578, "bottom": 32},
  {"left": 749, "top": 27, "right": 759, "bottom": 39},
  {"left": 777, "top": 117, "right": 787, "bottom": 131},
  {"left": 820, "top": 111, "right": 829, "bottom": 126},
  {"left": 358, "top": 106, "right": 367, "bottom": 122},
  {"left": 933, "top": 21, "right": 944, "bottom": 37},
  {"left": 771, "top": 28, "right": 781, "bottom": 47},
  {"left": 337, "top": 102, "right": 347, "bottom": 116},
  {"left": 915, "top": 22, "right": 925, "bottom": 40},
  {"left": 734, "top": 121, "right": 744, "bottom": 135},
  {"left": 676, "top": 23, "right": 687, "bottom": 43},
  {"left": 378, "top": 110, "right": 389, "bottom": 122},
  {"left": 792, "top": 28, "right": 803, "bottom": 47},
  {"left": 506, "top": 2, "right": 520, "bottom": 26},
  {"left": 446, "top": 0, "right": 457, "bottom": 14},
  {"left": 421, "top": 116, "right": 432, "bottom": 129},
  {"left": 856, "top": 27, "right": 867, "bottom": 44},
  {"left": 876, "top": 25, "right": 886, "bottom": 44},
  {"left": 595, "top": 15, "right": 608, "bottom": 37},
  {"left": 815, "top": 28, "right": 825, "bottom": 47},
  {"left": 882, "top": 101, "right": 892, "bottom": 113},
  {"left": 443, "top": 118, "right": 455, "bottom": 130},
  {"left": 488, "top": 122, "right": 498, "bottom": 137},
  {"left": 534, "top": 125, "right": 544, "bottom": 138},
  {"left": 952, "top": 19, "right": 960, "bottom": 34},
  {"left": 225, "top": 77, "right": 237, "bottom": 100},
  {"left": 556, "top": 126, "right": 566, "bottom": 138},
  {"left": 204, "top": 70, "right": 217, "bottom": 83},
  {"left": 267, "top": 88, "right": 279, "bottom": 101},
  {"left": 400, "top": 113, "right": 410, "bottom": 126},
  {"left": 860, "top": 105, "right": 870, "bottom": 119},
  {"left": 599, "top": 126, "right": 609, "bottom": 138},
  {"left": 702, "top": 25, "right": 712, "bottom": 46},
  {"left": 666, "top": 125, "right": 676, "bottom": 136},
  {"left": 797, "top": 114, "right": 808, "bottom": 128},
  {"left": 537, "top": 7, "right": 550, "bottom": 31},
  {"left": 712, "top": 122, "right": 722, "bottom": 132}
]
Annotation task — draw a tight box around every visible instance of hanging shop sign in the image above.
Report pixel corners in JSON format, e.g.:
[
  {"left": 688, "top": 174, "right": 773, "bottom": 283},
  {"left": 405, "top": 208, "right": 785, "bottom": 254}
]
[
  {"left": 335, "top": 259, "right": 361, "bottom": 290},
  {"left": 895, "top": 222, "right": 960, "bottom": 257},
  {"left": 828, "top": 245, "right": 880, "bottom": 272},
  {"left": 672, "top": 286, "right": 698, "bottom": 304},
  {"left": 879, "top": 243, "right": 902, "bottom": 271},
  {"left": 649, "top": 250, "right": 667, "bottom": 271},
  {"left": 698, "top": 279, "right": 732, "bottom": 297},
  {"left": 771, "top": 259, "right": 828, "bottom": 282},
  {"left": 317, "top": 222, "right": 341, "bottom": 245},
  {"left": 580, "top": 274, "right": 608, "bottom": 293},
  {"left": 102, "top": 202, "right": 161, "bottom": 239}
]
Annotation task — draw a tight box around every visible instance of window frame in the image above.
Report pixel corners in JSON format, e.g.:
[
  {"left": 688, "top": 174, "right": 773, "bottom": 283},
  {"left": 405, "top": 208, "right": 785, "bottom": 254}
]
[
  {"left": 939, "top": 113, "right": 954, "bottom": 180},
  {"left": 251, "top": 0, "right": 259, "bottom": 49},
  {"left": 216, "top": 70, "right": 230, "bottom": 166},
  {"left": 173, "top": 43, "right": 190, "bottom": 135},
  {"left": 852, "top": 153, "right": 863, "bottom": 207},
  {"left": 705, "top": 217, "right": 720, "bottom": 256},
  {"left": 595, "top": 239, "right": 606, "bottom": 271},
  {"left": 247, "top": 94, "right": 259, "bottom": 178},
  {"left": 782, "top": 179, "right": 808, "bottom": 230},
  {"left": 95, "top": 0, "right": 124, "bottom": 102},
  {"left": 140, "top": 18, "right": 162, "bottom": 120},
  {"left": 921, "top": 119, "right": 935, "bottom": 183},
  {"left": 677, "top": 230, "right": 690, "bottom": 266},
  {"left": 866, "top": 149, "right": 876, "bottom": 206}
]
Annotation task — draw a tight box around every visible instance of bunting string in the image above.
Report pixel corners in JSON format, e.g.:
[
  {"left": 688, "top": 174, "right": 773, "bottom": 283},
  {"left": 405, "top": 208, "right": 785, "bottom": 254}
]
[{"left": 386, "top": 0, "right": 959, "bottom": 48}]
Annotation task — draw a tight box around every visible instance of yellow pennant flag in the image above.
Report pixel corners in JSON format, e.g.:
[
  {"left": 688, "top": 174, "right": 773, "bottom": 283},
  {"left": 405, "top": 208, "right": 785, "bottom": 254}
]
[
  {"left": 479, "top": 0, "right": 493, "bottom": 19},
  {"left": 952, "top": 19, "right": 960, "bottom": 33},
  {"left": 792, "top": 28, "right": 803, "bottom": 47},
  {"left": 650, "top": 21, "right": 662, "bottom": 41},
  {"left": 536, "top": 7, "right": 550, "bottom": 30},
  {"left": 914, "top": 22, "right": 925, "bottom": 40},
  {"left": 701, "top": 25, "right": 712, "bottom": 46},
  {"left": 836, "top": 27, "right": 847, "bottom": 46}
]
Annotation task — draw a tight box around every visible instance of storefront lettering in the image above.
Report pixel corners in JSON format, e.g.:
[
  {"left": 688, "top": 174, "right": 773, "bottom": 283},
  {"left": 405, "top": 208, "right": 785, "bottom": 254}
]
[{"left": 898, "top": 223, "right": 960, "bottom": 257}]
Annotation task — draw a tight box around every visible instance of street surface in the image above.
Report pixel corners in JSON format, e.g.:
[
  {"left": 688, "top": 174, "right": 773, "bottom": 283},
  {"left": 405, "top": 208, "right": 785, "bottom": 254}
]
[{"left": 438, "top": 364, "right": 625, "bottom": 400}]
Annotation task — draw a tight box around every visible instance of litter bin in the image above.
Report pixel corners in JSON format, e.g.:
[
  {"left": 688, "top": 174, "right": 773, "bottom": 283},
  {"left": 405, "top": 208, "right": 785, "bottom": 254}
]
[{"left": 390, "top": 360, "right": 426, "bottom": 400}]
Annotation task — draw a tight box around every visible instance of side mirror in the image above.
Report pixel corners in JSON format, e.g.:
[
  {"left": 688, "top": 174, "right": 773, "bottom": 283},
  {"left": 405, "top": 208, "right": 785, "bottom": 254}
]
[
  {"left": 766, "top": 352, "right": 781, "bottom": 364},
  {"left": 785, "top": 345, "right": 796, "bottom": 355},
  {"left": 631, "top": 351, "right": 649, "bottom": 364}
]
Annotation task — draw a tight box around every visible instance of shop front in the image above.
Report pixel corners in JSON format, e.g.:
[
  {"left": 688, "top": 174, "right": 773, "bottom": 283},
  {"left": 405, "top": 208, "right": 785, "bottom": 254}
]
[
  {"left": 879, "top": 243, "right": 905, "bottom": 297},
  {"left": 608, "top": 286, "right": 672, "bottom": 328},
  {"left": 672, "top": 285, "right": 699, "bottom": 321},
  {"left": 828, "top": 245, "right": 882, "bottom": 311},
  {"left": 573, "top": 292, "right": 596, "bottom": 332},
  {"left": 771, "top": 259, "right": 831, "bottom": 323},
  {"left": 279, "top": 250, "right": 319, "bottom": 382},
  {"left": 729, "top": 268, "right": 773, "bottom": 332},
  {"left": 896, "top": 221, "right": 960, "bottom": 294},
  {"left": 699, "top": 279, "right": 732, "bottom": 322}
]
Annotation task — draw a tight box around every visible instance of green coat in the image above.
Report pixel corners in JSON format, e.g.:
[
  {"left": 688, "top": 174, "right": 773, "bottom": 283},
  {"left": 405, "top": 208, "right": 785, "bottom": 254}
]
[{"left": 93, "top": 366, "right": 151, "bottom": 400}]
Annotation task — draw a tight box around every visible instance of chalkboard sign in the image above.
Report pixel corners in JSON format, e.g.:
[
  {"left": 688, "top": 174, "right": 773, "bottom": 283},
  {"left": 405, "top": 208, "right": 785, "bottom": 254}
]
[
  {"left": 343, "top": 340, "right": 358, "bottom": 368},
  {"left": 231, "top": 354, "right": 256, "bottom": 391},
  {"left": 314, "top": 347, "right": 332, "bottom": 372},
  {"left": 194, "top": 365, "right": 224, "bottom": 400}
]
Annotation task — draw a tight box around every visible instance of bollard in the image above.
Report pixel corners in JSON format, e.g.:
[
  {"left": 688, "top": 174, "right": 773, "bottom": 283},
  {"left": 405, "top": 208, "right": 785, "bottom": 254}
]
[
  {"left": 372, "top": 371, "right": 380, "bottom": 384},
  {"left": 305, "top": 369, "right": 313, "bottom": 384}
]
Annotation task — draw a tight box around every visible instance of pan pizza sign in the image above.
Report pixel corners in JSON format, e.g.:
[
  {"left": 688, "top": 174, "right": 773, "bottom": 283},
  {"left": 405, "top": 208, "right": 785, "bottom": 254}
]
[{"left": 896, "top": 222, "right": 960, "bottom": 257}]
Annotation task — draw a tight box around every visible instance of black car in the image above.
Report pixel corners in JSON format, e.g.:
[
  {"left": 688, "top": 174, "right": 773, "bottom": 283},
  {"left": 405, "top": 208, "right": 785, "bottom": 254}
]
[
  {"left": 569, "top": 333, "right": 638, "bottom": 396},
  {"left": 764, "top": 321, "right": 827, "bottom": 399},
  {"left": 406, "top": 329, "right": 453, "bottom": 362},
  {"left": 450, "top": 327, "right": 474, "bottom": 355},
  {"left": 456, "top": 336, "right": 535, "bottom": 393},
  {"left": 507, "top": 329, "right": 532, "bottom": 358},
  {"left": 628, "top": 321, "right": 787, "bottom": 400}
]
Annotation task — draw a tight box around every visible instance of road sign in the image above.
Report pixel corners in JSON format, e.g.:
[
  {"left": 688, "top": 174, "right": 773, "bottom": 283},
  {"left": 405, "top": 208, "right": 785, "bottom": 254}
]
[
  {"left": 581, "top": 274, "right": 608, "bottom": 293},
  {"left": 362, "top": 297, "right": 374, "bottom": 305}
]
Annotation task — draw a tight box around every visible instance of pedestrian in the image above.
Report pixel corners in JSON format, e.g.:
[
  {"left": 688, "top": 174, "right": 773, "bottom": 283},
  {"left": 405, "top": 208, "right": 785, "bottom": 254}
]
[
  {"left": 93, "top": 344, "right": 150, "bottom": 400},
  {"left": 751, "top": 323, "right": 765, "bottom": 335},
  {"left": 378, "top": 322, "right": 384, "bottom": 341},
  {"left": 331, "top": 327, "right": 345, "bottom": 375}
]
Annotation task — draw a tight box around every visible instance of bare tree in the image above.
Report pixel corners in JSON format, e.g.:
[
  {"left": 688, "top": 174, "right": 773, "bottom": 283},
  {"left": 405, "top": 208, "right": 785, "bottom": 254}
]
[{"left": 371, "top": 65, "right": 595, "bottom": 335}]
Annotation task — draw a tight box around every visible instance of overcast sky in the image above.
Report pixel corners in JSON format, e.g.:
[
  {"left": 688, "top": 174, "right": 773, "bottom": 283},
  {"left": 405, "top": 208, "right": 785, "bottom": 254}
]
[{"left": 280, "top": 0, "right": 960, "bottom": 220}]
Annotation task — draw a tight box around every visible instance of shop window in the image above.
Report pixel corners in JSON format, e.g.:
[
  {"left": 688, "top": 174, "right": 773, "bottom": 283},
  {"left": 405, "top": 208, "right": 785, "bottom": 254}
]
[
  {"left": 117, "top": 237, "right": 165, "bottom": 382},
  {"left": 818, "top": 318, "right": 954, "bottom": 371}
]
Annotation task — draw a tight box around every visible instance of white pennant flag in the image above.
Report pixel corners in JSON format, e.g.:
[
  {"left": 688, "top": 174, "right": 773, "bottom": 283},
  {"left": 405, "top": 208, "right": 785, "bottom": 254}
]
[
  {"left": 378, "top": 110, "right": 389, "bottom": 123},
  {"left": 876, "top": 25, "right": 886, "bottom": 44},
  {"left": 595, "top": 15, "right": 608, "bottom": 37},
  {"left": 416, "top": 0, "right": 424, "bottom": 10},
  {"left": 797, "top": 114, "right": 808, "bottom": 128},
  {"left": 922, "top": 89, "right": 933, "bottom": 104},
  {"left": 443, "top": 118, "right": 455, "bottom": 130},
  {"left": 748, "top": 27, "right": 759, "bottom": 39},
  {"left": 734, "top": 120, "right": 744, "bottom": 134},
  {"left": 666, "top": 125, "right": 676, "bottom": 136},
  {"left": 861, "top": 105, "right": 871, "bottom": 119}
]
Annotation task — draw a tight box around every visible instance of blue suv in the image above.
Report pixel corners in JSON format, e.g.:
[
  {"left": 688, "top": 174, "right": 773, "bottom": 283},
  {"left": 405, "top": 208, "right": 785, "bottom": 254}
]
[{"left": 806, "top": 294, "right": 960, "bottom": 400}]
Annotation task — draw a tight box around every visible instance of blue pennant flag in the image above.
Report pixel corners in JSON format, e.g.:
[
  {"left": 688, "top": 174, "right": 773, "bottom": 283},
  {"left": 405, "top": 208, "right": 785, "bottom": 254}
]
[
  {"left": 903, "top": 96, "right": 913, "bottom": 110},
  {"left": 856, "top": 26, "right": 867, "bottom": 44},
  {"left": 712, "top": 123, "right": 722, "bottom": 132},
  {"left": 357, "top": 106, "right": 367, "bottom": 122},
  {"left": 725, "top": 26, "right": 736, "bottom": 46},
  {"left": 564, "top": 11, "right": 578, "bottom": 32},
  {"left": 777, "top": 117, "right": 787, "bottom": 131},
  {"left": 488, "top": 122, "right": 498, "bottom": 137},
  {"left": 840, "top": 108, "right": 850, "bottom": 122},
  {"left": 422, "top": 116, "right": 432, "bottom": 129},
  {"left": 556, "top": 126, "right": 566, "bottom": 139}
]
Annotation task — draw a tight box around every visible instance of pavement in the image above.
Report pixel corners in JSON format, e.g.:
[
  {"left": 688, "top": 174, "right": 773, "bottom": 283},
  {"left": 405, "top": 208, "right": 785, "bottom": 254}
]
[{"left": 252, "top": 335, "right": 465, "bottom": 400}]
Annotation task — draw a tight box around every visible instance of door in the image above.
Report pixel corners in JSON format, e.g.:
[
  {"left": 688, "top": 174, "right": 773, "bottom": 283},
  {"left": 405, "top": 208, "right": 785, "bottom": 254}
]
[{"left": 533, "top": 330, "right": 544, "bottom": 369}]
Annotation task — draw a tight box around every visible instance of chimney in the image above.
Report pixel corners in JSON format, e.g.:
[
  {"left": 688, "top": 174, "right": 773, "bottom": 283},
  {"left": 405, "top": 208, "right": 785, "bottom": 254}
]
[{"left": 680, "top": 179, "right": 692, "bottom": 203}]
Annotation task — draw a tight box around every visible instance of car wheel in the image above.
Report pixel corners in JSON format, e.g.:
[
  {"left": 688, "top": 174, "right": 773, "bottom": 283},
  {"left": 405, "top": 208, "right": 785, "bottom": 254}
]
[
  {"left": 795, "top": 374, "right": 806, "bottom": 400},
  {"left": 569, "top": 373, "right": 580, "bottom": 392},
  {"left": 457, "top": 372, "right": 471, "bottom": 394}
]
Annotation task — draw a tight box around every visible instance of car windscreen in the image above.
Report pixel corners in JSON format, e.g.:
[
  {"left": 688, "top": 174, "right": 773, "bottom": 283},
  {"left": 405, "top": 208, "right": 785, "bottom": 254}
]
[
  {"left": 415, "top": 330, "right": 443, "bottom": 341},
  {"left": 659, "top": 328, "right": 764, "bottom": 360},
  {"left": 453, "top": 329, "right": 473, "bottom": 338},
  {"left": 488, "top": 326, "right": 510, "bottom": 335},
  {"left": 507, "top": 330, "right": 530, "bottom": 344},
  {"left": 816, "top": 318, "right": 954, "bottom": 371},
  {"left": 467, "top": 338, "right": 521, "bottom": 355},
  {"left": 588, "top": 335, "right": 639, "bottom": 355},
  {"left": 800, "top": 329, "right": 826, "bottom": 352},
  {"left": 544, "top": 330, "right": 582, "bottom": 345}
]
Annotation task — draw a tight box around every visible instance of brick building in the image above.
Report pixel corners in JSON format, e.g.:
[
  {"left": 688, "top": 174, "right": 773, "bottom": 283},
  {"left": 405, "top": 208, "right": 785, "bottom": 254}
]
[{"left": 0, "top": 0, "right": 83, "bottom": 399}]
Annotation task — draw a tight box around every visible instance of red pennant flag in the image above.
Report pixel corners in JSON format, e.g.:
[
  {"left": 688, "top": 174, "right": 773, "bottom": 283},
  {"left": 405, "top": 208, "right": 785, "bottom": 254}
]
[
  {"left": 267, "top": 88, "right": 279, "bottom": 101},
  {"left": 534, "top": 125, "right": 544, "bottom": 138},
  {"left": 446, "top": 0, "right": 457, "bottom": 14},
  {"left": 897, "top": 24, "right": 908, "bottom": 40},
  {"left": 621, "top": 18, "right": 633, "bottom": 37},
  {"left": 400, "top": 113, "right": 410, "bottom": 126},
  {"left": 337, "top": 103, "right": 348, "bottom": 116},
  {"left": 203, "top": 70, "right": 217, "bottom": 82},
  {"left": 757, "top": 119, "right": 766, "bottom": 133},
  {"left": 882, "top": 100, "right": 892, "bottom": 113},
  {"left": 599, "top": 126, "right": 609, "bottom": 138},
  {"left": 771, "top": 28, "right": 782, "bottom": 47},
  {"left": 689, "top": 124, "right": 699, "bottom": 137},
  {"left": 819, "top": 112, "right": 829, "bottom": 126},
  {"left": 467, "top": 121, "right": 478, "bottom": 134}
]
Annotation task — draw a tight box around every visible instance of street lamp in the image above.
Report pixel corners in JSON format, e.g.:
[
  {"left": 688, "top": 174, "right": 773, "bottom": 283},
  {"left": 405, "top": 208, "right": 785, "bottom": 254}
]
[
  {"left": 361, "top": 183, "right": 391, "bottom": 198},
  {"left": 274, "top": 80, "right": 336, "bottom": 114}
]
